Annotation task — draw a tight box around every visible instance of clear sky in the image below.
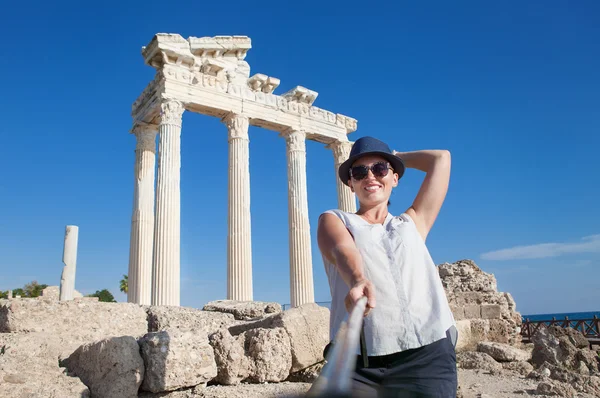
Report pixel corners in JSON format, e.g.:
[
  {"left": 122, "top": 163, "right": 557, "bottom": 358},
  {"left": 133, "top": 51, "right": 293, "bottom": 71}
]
[{"left": 1, "top": 1, "right": 598, "bottom": 316}]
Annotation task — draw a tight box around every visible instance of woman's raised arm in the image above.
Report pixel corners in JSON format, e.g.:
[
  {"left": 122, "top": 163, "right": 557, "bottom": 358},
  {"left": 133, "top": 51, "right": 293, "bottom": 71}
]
[{"left": 393, "top": 149, "right": 451, "bottom": 241}]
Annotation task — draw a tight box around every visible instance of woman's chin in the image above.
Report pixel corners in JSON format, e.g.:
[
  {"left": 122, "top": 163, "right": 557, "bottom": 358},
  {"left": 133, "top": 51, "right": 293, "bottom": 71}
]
[{"left": 358, "top": 195, "right": 389, "bottom": 207}]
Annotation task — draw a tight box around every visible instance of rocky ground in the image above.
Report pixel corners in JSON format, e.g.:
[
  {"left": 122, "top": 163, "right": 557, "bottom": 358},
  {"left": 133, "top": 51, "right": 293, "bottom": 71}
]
[
  {"left": 1, "top": 261, "right": 598, "bottom": 397},
  {"left": 134, "top": 366, "right": 599, "bottom": 398}
]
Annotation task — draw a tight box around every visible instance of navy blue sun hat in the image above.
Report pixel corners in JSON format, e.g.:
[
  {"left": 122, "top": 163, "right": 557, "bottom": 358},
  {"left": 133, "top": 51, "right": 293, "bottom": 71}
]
[{"left": 338, "top": 136, "right": 405, "bottom": 186}]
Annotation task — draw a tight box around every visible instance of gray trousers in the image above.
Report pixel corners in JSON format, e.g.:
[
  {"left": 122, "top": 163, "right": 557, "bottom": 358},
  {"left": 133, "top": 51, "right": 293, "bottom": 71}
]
[{"left": 350, "top": 328, "right": 458, "bottom": 398}]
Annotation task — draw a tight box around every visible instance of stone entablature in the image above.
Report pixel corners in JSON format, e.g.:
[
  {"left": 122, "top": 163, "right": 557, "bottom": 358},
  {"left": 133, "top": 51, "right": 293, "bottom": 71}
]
[{"left": 132, "top": 34, "right": 357, "bottom": 144}]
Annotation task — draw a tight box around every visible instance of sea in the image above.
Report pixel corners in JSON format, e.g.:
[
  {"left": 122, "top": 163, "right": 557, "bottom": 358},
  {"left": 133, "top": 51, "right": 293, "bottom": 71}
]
[
  {"left": 291, "top": 302, "right": 600, "bottom": 323},
  {"left": 282, "top": 301, "right": 600, "bottom": 322},
  {"left": 521, "top": 311, "right": 600, "bottom": 322}
]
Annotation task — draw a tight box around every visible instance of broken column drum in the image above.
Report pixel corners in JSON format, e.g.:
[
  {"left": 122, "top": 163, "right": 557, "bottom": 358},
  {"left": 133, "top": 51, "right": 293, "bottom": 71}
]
[
  {"left": 128, "top": 34, "right": 358, "bottom": 306},
  {"left": 60, "top": 225, "right": 79, "bottom": 301}
]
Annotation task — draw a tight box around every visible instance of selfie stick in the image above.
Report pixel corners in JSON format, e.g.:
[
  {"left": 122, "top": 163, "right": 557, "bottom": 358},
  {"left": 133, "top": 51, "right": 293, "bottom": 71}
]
[{"left": 306, "top": 296, "right": 368, "bottom": 397}]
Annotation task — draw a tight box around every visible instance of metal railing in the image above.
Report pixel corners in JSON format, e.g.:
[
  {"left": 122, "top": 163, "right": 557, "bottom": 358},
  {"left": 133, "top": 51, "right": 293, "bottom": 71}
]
[{"left": 521, "top": 315, "right": 600, "bottom": 347}]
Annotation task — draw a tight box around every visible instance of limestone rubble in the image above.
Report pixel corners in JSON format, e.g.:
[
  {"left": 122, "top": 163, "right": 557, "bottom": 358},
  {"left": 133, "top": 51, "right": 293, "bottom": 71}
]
[{"left": 1, "top": 259, "right": 598, "bottom": 397}]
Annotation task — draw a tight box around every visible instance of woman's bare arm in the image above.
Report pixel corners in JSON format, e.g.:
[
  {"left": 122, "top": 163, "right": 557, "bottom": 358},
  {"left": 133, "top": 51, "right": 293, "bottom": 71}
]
[
  {"left": 393, "top": 149, "right": 451, "bottom": 241},
  {"left": 317, "top": 213, "right": 376, "bottom": 313}
]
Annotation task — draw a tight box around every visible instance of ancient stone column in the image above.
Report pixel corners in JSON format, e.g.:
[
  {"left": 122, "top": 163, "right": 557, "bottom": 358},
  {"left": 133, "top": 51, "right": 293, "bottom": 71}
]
[
  {"left": 60, "top": 225, "right": 79, "bottom": 301},
  {"left": 152, "top": 99, "right": 184, "bottom": 306},
  {"left": 282, "top": 129, "right": 315, "bottom": 307},
  {"left": 223, "top": 113, "right": 253, "bottom": 301},
  {"left": 7, "top": 290, "right": 12, "bottom": 300},
  {"left": 128, "top": 123, "right": 157, "bottom": 305},
  {"left": 327, "top": 140, "right": 357, "bottom": 213}
]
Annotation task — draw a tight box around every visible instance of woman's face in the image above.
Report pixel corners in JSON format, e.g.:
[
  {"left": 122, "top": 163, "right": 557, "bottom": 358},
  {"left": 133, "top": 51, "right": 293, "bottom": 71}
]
[{"left": 348, "top": 155, "right": 398, "bottom": 207}]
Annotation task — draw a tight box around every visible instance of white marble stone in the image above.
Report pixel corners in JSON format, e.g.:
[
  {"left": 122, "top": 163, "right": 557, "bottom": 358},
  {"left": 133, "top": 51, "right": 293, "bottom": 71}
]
[
  {"left": 282, "top": 130, "right": 315, "bottom": 307},
  {"left": 282, "top": 86, "right": 318, "bottom": 106},
  {"left": 60, "top": 225, "right": 79, "bottom": 301},
  {"left": 224, "top": 113, "right": 253, "bottom": 301},
  {"left": 327, "top": 140, "right": 357, "bottom": 213},
  {"left": 132, "top": 34, "right": 357, "bottom": 143},
  {"left": 128, "top": 123, "right": 157, "bottom": 305},
  {"left": 131, "top": 33, "right": 359, "bottom": 307},
  {"left": 152, "top": 100, "right": 184, "bottom": 306}
]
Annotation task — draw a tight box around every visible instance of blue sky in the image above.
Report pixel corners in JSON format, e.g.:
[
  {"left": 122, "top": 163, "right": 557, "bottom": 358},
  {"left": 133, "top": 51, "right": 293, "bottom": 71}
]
[{"left": 1, "top": 1, "right": 598, "bottom": 316}]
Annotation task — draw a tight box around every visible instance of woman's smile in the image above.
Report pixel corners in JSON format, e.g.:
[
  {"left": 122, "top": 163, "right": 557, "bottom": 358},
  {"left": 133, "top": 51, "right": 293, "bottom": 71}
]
[{"left": 364, "top": 184, "right": 382, "bottom": 193}]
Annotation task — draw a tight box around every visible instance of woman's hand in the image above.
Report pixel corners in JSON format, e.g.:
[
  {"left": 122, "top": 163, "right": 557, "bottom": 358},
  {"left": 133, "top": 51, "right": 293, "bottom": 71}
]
[{"left": 345, "top": 278, "right": 376, "bottom": 316}]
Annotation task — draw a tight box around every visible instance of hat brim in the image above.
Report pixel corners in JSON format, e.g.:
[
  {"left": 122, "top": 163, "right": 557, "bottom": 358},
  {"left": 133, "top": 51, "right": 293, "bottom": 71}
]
[{"left": 338, "top": 151, "right": 405, "bottom": 186}]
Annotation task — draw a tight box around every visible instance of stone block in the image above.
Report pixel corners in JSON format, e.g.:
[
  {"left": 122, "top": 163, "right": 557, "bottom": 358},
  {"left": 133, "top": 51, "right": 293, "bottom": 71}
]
[
  {"left": 203, "top": 300, "right": 281, "bottom": 321},
  {"left": 450, "top": 305, "right": 465, "bottom": 321},
  {"left": 62, "top": 336, "right": 144, "bottom": 398},
  {"left": 40, "top": 285, "right": 83, "bottom": 300},
  {"left": 477, "top": 342, "right": 530, "bottom": 362},
  {"left": 0, "top": 332, "right": 90, "bottom": 397},
  {"left": 470, "top": 319, "right": 490, "bottom": 342},
  {"left": 488, "top": 319, "right": 511, "bottom": 344},
  {"left": 147, "top": 305, "right": 236, "bottom": 334},
  {"left": 454, "top": 320, "right": 473, "bottom": 352},
  {"left": 209, "top": 327, "right": 292, "bottom": 385},
  {"left": 464, "top": 304, "right": 481, "bottom": 319},
  {"left": 266, "top": 303, "right": 329, "bottom": 372},
  {"left": 0, "top": 299, "right": 148, "bottom": 358},
  {"left": 246, "top": 328, "right": 292, "bottom": 382},
  {"left": 481, "top": 304, "right": 503, "bottom": 319},
  {"left": 456, "top": 351, "right": 502, "bottom": 372},
  {"left": 210, "top": 329, "right": 251, "bottom": 385},
  {"left": 139, "top": 329, "right": 217, "bottom": 392},
  {"left": 502, "top": 360, "right": 534, "bottom": 376}
]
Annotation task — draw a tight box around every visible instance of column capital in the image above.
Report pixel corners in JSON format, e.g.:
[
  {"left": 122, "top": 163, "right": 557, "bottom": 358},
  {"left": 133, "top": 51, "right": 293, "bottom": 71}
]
[
  {"left": 280, "top": 129, "right": 306, "bottom": 152},
  {"left": 326, "top": 140, "right": 353, "bottom": 164},
  {"left": 222, "top": 113, "right": 249, "bottom": 141},
  {"left": 160, "top": 99, "right": 185, "bottom": 126}
]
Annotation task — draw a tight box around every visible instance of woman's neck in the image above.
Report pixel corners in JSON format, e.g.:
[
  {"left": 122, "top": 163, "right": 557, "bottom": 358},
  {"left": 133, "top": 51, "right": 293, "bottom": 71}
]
[{"left": 356, "top": 203, "right": 389, "bottom": 224}]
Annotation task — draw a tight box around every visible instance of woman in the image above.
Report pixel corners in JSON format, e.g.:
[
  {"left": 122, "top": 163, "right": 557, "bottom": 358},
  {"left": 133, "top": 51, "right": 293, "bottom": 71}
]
[{"left": 317, "top": 136, "right": 457, "bottom": 397}]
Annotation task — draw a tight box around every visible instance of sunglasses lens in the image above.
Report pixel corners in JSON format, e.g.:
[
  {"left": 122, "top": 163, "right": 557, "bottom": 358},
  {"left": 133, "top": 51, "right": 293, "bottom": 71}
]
[
  {"left": 372, "top": 162, "right": 389, "bottom": 177},
  {"left": 351, "top": 166, "right": 368, "bottom": 180}
]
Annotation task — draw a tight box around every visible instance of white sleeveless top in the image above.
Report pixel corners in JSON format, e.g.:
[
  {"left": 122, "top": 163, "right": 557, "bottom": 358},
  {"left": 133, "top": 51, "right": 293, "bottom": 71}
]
[{"left": 321, "top": 209, "right": 455, "bottom": 356}]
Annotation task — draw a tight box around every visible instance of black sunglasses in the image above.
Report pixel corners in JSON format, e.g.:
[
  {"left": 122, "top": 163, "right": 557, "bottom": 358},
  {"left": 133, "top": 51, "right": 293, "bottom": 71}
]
[{"left": 350, "top": 162, "right": 392, "bottom": 180}]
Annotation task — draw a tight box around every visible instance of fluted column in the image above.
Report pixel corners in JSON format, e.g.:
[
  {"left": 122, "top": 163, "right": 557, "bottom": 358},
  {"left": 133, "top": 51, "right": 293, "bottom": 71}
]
[
  {"left": 128, "top": 123, "right": 157, "bottom": 304},
  {"left": 282, "top": 129, "right": 315, "bottom": 307},
  {"left": 327, "top": 140, "right": 357, "bottom": 213},
  {"left": 152, "top": 99, "right": 184, "bottom": 306},
  {"left": 223, "top": 113, "right": 253, "bottom": 301}
]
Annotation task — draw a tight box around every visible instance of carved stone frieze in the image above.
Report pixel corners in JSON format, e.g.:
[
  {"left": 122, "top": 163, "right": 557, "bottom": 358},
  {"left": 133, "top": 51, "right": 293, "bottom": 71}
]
[
  {"left": 133, "top": 33, "right": 358, "bottom": 137},
  {"left": 223, "top": 114, "right": 249, "bottom": 141},
  {"left": 163, "top": 64, "right": 194, "bottom": 85},
  {"left": 282, "top": 129, "right": 306, "bottom": 152},
  {"left": 160, "top": 100, "right": 184, "bottom": 126},
  {"left": 134, "top": 68, "right": 357, "bottom": 135}
]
